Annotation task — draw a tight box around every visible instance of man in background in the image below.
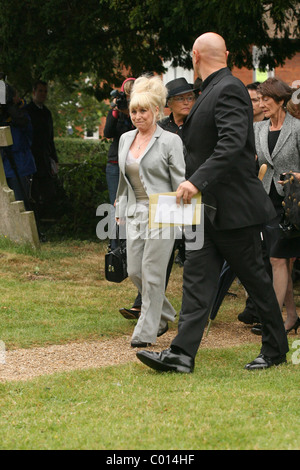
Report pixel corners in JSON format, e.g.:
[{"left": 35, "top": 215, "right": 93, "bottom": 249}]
[
  {"left": 27, "top": 80, "right": 58, "bottom": 220},
  {"left": 246, "top": 82, "right": 265, "bottom": 122}
]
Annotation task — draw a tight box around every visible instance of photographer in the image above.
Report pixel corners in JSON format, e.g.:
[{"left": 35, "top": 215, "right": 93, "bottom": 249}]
[
  {"left": 0, "top": 84, "right": 36, "bottom": 211},
  {"left": 104, "top": 78, "right": 135, "bottom": 250}
]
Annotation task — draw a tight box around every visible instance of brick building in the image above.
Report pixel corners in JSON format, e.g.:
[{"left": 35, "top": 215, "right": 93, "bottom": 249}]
[{"left": 232, "top": 52, "right": 300, "bottom": 88}]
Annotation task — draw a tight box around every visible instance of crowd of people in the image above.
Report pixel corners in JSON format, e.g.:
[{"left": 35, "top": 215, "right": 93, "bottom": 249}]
[
  {"left": 107, "top": 32, "right": 299, "bottom": 373},
  {"left": 1, "top": 31, "right": 299, "bottom": 374}
]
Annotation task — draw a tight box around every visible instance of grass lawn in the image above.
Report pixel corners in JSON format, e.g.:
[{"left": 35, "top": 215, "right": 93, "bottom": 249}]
[{"left": 0, "top": 237, "right": 299, "bottom": 450}]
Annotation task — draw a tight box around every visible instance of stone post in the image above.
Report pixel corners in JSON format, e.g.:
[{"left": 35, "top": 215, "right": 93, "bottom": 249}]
[{"left": 0, "top": 126, "right": 40, "bottom": 249}]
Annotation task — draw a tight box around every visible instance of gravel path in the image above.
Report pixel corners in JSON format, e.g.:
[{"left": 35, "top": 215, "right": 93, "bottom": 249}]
[{"left": 0, "top": 321, "right": 261, "bottom": 383}]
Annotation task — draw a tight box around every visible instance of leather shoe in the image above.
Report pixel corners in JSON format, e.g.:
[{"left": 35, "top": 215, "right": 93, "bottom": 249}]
[
  {"left": 119, "top": 308, "right": 140, "bottom": 320},
  {"left": 136, "top": 348, "right": 194, "bottom": 373},
  {"left": 245, "top": 353, "right": 287, "bottom": 370},
  {"left": 131, "top": 341, "right": 151, "bottom": 348},
  {"left": 238, "top": 310, "right": 260, "bottom": 325},
  {"left": 157, "top": 324, "right": 168, "bottom": 337},
  {"left": 251, "top": 323, "right": 262, "bottom": 335}
]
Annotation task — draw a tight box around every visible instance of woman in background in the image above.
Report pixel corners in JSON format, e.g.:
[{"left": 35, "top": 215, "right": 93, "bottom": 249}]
[{"left": 254, "top": 78, "right": 300, "bottom": 334}]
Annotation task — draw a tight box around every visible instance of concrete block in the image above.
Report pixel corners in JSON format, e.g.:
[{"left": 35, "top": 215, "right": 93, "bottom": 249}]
[{"left": 0, "top": 132, "right": 40, "bottom": 249}]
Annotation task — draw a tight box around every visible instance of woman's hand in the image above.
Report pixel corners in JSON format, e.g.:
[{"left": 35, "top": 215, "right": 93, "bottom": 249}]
[
  {"left": 293, "top": 172, "right": 300, "bottom": 182},
  {"left": 278, "top": 172, "right": 300, "bottom": 185}
]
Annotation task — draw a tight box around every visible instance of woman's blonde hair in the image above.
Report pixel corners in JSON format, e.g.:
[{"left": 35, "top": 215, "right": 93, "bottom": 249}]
[
  {"left": 129, "top": 75, "right": 167, "bottom": 122},
  {"left": 123, "top": 79, "right": 135, "bottom": 95}
]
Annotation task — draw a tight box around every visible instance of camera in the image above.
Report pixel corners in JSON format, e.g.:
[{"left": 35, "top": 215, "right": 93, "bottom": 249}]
[
  {"left": 280, "top": 173, "right": 287, "bottom": 181},
  {"left": 110, "top": 89, "right": 128, "bottom": 110}
]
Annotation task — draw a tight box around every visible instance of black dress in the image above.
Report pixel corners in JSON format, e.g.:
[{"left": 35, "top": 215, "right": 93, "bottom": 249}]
[{"left": 263, "top": 129, "right": 300, "bottom": 258}]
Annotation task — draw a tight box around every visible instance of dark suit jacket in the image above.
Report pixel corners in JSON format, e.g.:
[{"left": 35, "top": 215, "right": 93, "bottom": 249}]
[
  {"left": 26, "top": 101, "right": 58, "bottom": 177},
  {"left": 182, "top": 67, "right": 276, "bottom": 230}
]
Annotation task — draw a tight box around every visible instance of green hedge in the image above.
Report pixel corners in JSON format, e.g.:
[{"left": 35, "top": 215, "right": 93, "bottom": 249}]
[
  {"left": 45, "top": 138, "right": 111, "bottom": 239},
  {"left": 54, "top": 137, "right": 110, "bottom": 165}
]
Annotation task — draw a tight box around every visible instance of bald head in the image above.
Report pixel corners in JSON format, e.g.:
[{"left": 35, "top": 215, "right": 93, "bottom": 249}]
[{"left": 192, "top": 33, "right": 229, "bottom": 80}]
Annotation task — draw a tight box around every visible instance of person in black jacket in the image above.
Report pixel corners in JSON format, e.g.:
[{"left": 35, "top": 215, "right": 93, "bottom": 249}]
[
  {"left": 26, "top": 80, "right": 58, "bottom": 220},
  {"left": 136, "top": 32, "right": 289, "bottom": 373},
  {"left": 159, "top": 77, "right": 196, "bottom": 139},
  {"left": 104, "top": 78, "right": 135, "bottom": 250}
]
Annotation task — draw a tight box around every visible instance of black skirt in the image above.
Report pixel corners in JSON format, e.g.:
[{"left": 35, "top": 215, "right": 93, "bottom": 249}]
[{"left": 263, "top": 210, "right": 300, "bottom": 258}]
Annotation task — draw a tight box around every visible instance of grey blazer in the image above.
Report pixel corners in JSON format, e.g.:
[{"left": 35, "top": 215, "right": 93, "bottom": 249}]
[
  {"left": 254, "top": 112, "right": 300, "bottom": 196},
  {"left": 115, "top": 125, "right": 185, "bottom": 218}
]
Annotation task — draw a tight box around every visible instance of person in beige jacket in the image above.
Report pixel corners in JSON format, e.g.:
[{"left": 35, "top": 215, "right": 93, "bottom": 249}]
[{"left": 115, "top": 75, "right": 185, "bottom": 348}]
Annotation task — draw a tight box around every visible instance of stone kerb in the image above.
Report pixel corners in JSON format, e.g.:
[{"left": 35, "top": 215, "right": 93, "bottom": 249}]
[{"left": 0, "top": 127, "right": 40, "bottom": 249}]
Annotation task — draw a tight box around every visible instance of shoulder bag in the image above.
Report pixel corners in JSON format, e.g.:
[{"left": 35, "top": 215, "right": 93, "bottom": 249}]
[
  {"left": 105, "top": 226, "right": 128, "bottom": 283},
  {"left": 279, "top": 172, "right": 300, "bottom": 239}
]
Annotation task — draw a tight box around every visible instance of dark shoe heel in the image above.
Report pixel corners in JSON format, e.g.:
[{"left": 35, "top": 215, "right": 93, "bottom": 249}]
[{"left": 286, "top": 317, "right": 300, "bottom": 334}]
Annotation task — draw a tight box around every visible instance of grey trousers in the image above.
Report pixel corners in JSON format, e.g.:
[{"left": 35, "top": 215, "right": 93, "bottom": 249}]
[{"left": 126, "top": 209, "right": 177, "bottom": 344}]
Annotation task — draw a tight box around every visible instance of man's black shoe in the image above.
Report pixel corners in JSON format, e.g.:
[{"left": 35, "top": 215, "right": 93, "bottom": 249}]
[
  {"left": 136, "top": 348, "right": 194, "bottom": 374},
  {"left": 251, "top": 323, "right": 262, "bottom": 335},
  {"left": 245, "top": 353, "right": 287, "bottom": 370},
  {"left": 238, "top": 310, "right": 260, "bottom": 325}
]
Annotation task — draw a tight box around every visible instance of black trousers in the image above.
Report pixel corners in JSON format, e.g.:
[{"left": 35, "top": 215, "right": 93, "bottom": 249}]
[{"left": 171, "top": 218, "right": 289, "bottom": 360}]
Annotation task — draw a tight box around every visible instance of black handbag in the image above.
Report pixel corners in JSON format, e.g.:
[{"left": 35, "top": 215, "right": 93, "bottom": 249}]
[
  {"left": 279, "top": 172, "right": 300, "bottom": 239},
  {"left": 105, "top": 227, "right": 128, "bottom": 283}
]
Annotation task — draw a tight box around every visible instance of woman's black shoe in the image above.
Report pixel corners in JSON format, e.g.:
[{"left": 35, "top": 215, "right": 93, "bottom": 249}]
[
  {"left": 131, "top": 341, "right": 151, "bottom": 348},
  {"left": 286, "top": 317, "right": 300, "bottom": 334},
  {"left": 157, "top": 324, "right": 168, "bottom": 337},
  {"left": 119, "top": 308, "right": 140, "bottom": 320}
]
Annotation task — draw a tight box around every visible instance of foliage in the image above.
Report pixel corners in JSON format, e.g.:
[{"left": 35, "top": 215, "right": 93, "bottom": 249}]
[
  {"left": 0, "top": 0, "right": 299, "bottom": 98},
  {"left": 42, "top": 139, "right": 110, "bottom": 238},
  {"left": 54, "top": 137, "right": 109, "bottom": 164},
  {"left": 45, "top": 77, "right": 110, "bottom": 138},
  {"left": 58, "top": 155, "right": 108, "bottom": 236}
]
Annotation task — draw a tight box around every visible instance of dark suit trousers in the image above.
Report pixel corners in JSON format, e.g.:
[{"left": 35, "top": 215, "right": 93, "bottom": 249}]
[{"left": 171, "top": 217, "right": 289, "bottom": 360}]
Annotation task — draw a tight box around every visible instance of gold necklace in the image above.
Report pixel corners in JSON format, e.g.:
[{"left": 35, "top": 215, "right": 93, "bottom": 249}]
[{"left": 136, "top": 135, "right": 151, "bottom": 150}]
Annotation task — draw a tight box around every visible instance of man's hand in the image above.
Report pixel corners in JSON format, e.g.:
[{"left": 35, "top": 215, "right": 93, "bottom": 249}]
[{"left": 176, "top": 181, "right": 199, "bottom": 205}]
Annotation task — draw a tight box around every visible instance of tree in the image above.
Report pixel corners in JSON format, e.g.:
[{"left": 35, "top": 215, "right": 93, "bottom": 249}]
[
  {"left": 46, "top": 76, "right": 109, "bottom": 137},
  {"left": 0, "top": 0, "right": 299, "bottom": 100}
]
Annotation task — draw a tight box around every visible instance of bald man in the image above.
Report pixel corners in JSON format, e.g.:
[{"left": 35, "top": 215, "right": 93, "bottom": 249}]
[{"left": 137, "top": 33, "right": 289, "bottom": 373}]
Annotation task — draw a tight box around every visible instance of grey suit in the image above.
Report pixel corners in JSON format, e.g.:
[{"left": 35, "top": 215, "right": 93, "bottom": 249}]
[
  {"left": 116, "top": 125, "right": 185, "bottom": 344},
  {"left": 116, "top": 126, "right": 185, "bottom": 218},
  {"left": 254, "top": 112, "right": 300, "bottom": 195}
]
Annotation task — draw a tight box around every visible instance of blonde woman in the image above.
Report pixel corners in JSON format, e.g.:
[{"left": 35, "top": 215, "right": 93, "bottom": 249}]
[{"left": 115, "top": 75, "right": 185, "bottom": 347}]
